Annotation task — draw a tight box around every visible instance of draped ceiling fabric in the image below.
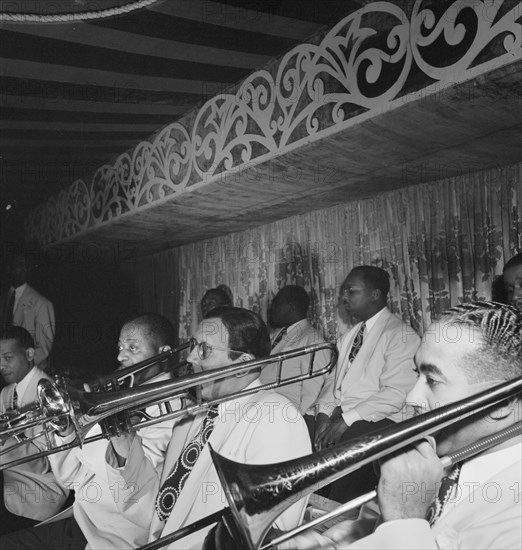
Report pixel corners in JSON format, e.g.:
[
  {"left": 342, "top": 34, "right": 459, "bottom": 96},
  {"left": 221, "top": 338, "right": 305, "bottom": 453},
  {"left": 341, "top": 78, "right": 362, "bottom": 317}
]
[{"left": 172, "top": 162, "right": 521, "bottom": 342}]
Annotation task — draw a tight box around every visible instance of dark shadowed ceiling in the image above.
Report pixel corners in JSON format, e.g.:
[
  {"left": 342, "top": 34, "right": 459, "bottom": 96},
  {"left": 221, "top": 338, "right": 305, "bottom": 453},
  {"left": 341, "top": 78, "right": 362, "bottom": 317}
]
[{"left": 0, "top": 0, "right": 363, "bottom": 245}]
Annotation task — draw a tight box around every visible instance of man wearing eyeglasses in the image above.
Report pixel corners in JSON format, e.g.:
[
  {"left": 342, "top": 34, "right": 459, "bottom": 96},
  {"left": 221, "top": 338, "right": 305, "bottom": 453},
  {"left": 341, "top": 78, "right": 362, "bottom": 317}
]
[{"left": 104, "top": 306, "right": 312, "bottom": 550}]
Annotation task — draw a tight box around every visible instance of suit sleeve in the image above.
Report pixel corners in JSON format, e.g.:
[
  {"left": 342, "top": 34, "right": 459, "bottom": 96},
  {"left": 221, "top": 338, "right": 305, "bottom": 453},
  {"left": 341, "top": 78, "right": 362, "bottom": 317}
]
[
  {"left": 105, "top": 433, "right": 161, "bottom": 533},
  {"left": 346, "top": 327, "right": 420, "bottom": 423},
  {"left": 315, "top": 334, "right": 347, "bottom": 416}
]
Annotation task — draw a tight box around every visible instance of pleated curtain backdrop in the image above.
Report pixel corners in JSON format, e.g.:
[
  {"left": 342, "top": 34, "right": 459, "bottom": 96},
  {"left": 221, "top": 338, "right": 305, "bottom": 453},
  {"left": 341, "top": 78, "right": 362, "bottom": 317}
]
[
  {"left": 177, "top": 162, "right": 521, "bottom": 341},
  {"left": 121, "top": 162, "right": 521, "bottom": 343}
]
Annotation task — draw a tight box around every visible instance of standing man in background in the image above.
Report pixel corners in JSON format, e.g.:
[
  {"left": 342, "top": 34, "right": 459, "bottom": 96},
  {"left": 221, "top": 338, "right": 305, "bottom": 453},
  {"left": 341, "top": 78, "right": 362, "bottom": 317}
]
[{"left": 0, "top": 251, "right": 55, "bottom": 372}]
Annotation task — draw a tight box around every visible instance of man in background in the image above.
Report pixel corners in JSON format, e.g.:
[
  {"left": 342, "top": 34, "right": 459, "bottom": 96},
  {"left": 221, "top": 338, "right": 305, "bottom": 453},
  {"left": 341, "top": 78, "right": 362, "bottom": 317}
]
[
  {"left": 503, "top": 252, "right": 522, "bottom": 312},
  {"left": 0, "top": 252, "right": 55, "bottom": 372},
  {"left": 261, "top": 285, "right": 332, "bottom": 439},
  {"left": 314, "top": 266, "right": 420, "bottom": 502}
]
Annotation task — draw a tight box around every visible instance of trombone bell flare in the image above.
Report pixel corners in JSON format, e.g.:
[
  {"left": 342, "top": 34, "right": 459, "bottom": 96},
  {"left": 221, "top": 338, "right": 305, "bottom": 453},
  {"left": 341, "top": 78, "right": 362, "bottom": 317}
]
[{"left": 210, "top": 376, "right": 522, "bottom": 550}]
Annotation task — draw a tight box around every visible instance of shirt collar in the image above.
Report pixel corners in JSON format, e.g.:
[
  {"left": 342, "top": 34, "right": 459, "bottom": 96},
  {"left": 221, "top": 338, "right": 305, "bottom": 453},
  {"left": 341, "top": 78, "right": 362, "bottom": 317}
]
[
  {"left": 12, "top": 283, "right": 27, "bottom": 300},
  {"left": 14, "top": 365, "right": 38, "bottom": 404},
  {"left": 364, "top": 306, "right": 387, "bottom": 333}
]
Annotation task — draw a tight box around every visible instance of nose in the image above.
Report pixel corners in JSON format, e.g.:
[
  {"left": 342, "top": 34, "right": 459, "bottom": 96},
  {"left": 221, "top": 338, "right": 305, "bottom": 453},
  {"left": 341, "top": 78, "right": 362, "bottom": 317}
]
[
  {"left": 117, "top": 349, "right": 127, "bottom": 364},
  {"left": 405, "top": 378, "right": 429, "bottom": 413},
  {"left": 186, "top": 347, "right": 199, "bottom": 369}
]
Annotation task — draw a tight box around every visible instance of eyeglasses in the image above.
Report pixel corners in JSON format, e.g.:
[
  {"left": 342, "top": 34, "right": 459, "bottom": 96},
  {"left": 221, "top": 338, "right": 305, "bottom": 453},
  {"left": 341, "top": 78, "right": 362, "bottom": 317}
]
[{"left": 189, "top": 338, "right": 244, "bottom": 361}]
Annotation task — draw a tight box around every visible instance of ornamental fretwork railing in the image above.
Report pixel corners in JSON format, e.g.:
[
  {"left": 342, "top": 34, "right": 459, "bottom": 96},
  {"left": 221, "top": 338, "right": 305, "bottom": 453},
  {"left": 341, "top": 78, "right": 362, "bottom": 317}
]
[{"left": 26, "top": 0, "right": 522, "bottom": 246}]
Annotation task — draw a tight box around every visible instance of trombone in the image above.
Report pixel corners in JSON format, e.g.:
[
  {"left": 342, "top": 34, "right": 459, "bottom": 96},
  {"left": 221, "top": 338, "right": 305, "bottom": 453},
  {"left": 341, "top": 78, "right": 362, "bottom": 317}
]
[
  {"left": 0, "top": 342, "right": 338, "bottom": 471},
  {"left": 138, "top": 376, "right": 521, "bottom": 550}
]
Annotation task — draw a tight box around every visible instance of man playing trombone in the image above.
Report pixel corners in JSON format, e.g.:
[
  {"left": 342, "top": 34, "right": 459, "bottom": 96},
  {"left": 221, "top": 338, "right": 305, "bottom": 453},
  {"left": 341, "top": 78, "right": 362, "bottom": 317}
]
[
  {"left": 0, "top": 313, "right": 180, "bottom": 549},
  {"left": 105, "top": 306, "right": 313, "bottom": 549},
  {"left": 0, "top": 326, "right": 68, "bottom": 534},
  {"left": 205, "top": 301, "right": 522, "bottom": 550}
]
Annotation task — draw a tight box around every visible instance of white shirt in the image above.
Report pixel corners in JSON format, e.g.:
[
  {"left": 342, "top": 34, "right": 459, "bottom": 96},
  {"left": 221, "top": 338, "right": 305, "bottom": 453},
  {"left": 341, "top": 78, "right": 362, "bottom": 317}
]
[{"left": 441, "top": 437, "right": 522, "bottom": 518}]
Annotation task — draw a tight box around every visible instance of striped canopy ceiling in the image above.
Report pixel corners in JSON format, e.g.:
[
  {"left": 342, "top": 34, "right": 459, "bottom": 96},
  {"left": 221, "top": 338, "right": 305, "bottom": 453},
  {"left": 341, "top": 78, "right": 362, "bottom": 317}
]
[{"left": 0, "top": 0, "right": 359, "bottom": 243}]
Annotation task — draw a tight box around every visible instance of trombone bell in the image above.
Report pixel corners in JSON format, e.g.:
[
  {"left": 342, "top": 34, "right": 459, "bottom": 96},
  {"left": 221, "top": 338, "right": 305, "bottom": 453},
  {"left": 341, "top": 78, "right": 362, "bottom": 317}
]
[{"left": 210, "top": 376, "right": 522, "bottom": 550}]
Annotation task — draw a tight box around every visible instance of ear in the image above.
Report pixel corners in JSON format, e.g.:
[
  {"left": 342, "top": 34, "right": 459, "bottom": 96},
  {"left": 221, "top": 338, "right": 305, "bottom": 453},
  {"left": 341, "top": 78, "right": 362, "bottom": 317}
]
[
  {"left": 25, "top": 347, "right": 35, "bottom": 362},
  {"left": 371, "top": 288, "right": 381, "bottom": 301}
]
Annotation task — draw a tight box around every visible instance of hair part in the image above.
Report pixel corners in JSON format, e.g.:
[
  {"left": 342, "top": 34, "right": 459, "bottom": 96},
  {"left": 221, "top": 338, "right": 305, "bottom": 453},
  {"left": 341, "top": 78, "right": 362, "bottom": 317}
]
[
  {"left": 439, "top": 301, "right": 522, "bottom": 383},
  {"left": 205, "top": 306, "right": 271, "bottom": 359},
  {"left": 0, "top": 325, "right": 35, "bottom": 350}
]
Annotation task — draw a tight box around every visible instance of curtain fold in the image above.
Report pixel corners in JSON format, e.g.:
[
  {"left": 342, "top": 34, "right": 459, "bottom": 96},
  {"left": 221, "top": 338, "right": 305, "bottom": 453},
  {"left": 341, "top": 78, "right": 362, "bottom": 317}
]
[
  {"left": 121, "top": 163, "right": 521, "bottom": 343},
  {"left": 176, "top": 163, "right": 521, "bottom": 341}
]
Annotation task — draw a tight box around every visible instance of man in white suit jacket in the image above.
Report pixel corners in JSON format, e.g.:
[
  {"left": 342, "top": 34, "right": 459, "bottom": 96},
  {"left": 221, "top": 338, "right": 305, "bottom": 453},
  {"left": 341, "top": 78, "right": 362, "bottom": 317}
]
[
  {"left": 273, "top": 301, "right": 522, "bottom": 550},
  {"left": 260, "top": 285, "right": 331, "bottom": 427},
  {"left": 0, "top": 326, "right": 68, "bottom": 535},
  {"left": 0, "top": 253, "right": 55, "bottom": 371},
  {"left": 314, "top": 266, "right": 420, "bottom": 502},
  {"left": 106, "top": 307, "right": 312, "bottom": 549}
]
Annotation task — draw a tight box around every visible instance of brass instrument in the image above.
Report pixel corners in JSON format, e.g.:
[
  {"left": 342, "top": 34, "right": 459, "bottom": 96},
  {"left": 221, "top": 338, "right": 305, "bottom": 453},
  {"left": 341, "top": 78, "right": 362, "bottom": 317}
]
[
  {"left": 0, "top": 342, "right": 338, "bottom": 471},
  {"left": 0, "top": 340, "right": 194, "bottom": 468},
  {"left": 84, "top": 340, "right": 192, "bottom": 393},
  {"left": 138, "top": 376, "right": 521, "bottom": 550}
]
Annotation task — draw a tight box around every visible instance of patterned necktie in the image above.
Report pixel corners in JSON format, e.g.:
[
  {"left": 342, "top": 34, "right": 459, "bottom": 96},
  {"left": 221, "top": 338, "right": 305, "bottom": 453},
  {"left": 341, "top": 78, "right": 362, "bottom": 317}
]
[
  {"left": 12, "top": 387, "right": 18, "bottom": 410},
  {"left": 348, "top": 322, "right": 366, "bottom": 362},
  {"left": 5, "top": 289, "right": 15, "bottom": 326},
  {"left": 155, "top": 405, "right": 219, "bottom": 522},
  {"left": 271, "top": 327, "right": 287, "bottom": 350},
  {"left": 425, "top": 463, "right": 462, "bottom": 526}
]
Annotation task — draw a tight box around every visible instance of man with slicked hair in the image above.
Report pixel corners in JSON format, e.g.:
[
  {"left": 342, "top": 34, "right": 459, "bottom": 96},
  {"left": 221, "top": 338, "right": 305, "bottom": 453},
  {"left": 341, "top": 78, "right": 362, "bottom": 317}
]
[
  {"left": 203, "top": 302, "right": 522, "bottom": 550},
  {"left": 0, "top": 326, "right": 68, "bottom": 534},
  {"left": 267, "top": 301, "right": 522, "bottom": 550}
]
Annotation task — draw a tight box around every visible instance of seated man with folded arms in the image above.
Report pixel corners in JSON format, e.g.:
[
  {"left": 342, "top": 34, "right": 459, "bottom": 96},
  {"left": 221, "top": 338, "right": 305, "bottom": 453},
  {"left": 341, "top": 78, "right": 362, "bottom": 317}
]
[
  {"left": 210, "top": 301, "right": 520, "bottom": 550},
  {"left": 0, "top": 326, "right": 68, "bottom": 535},
  {"left": 314, "top": 266, "right": 420, "bottom": 502},
  {"left": 1, "top": 313, "right": 179, "bottom": 549},
  {"left": 106, "top": 306, "right": 312, "bottom": 550}
]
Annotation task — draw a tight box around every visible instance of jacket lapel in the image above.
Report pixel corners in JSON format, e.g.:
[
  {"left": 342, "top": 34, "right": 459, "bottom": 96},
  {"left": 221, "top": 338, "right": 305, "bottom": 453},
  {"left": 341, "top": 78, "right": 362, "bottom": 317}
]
[{"left": 339, "top": 309, "right": 392, "bottom": 390}]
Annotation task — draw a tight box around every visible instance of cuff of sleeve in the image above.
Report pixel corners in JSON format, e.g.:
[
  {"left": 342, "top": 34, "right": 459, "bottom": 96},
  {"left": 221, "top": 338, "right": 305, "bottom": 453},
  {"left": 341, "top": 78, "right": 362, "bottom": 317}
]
[
  {"left": 342, "top": 409, "right": 363, "bottom": 427},
  {"left": 54, "top": 431, "right": 77, "bottom": 445},
  {"left": 365, "top": 519, "right": 435, "bottom": 549},
  {"left": 317, "top": 402, "right": 338, "bottom": 416}
]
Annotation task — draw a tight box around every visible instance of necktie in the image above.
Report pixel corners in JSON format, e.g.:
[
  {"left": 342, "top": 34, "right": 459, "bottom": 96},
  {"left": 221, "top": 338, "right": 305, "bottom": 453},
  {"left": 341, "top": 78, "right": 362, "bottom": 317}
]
[
  {"left": 425, "top": 463, "right": 462, "bottom": 526},
  {"left": 5, "top": 289, "right": 15, "bottom": 326},
  {"left": 155, "top": 405, "right": 219, "bottom": 522},
  {"left": 348, "top": 322, "right": 366, "bottom": 362},
  {"left": 271, "top": 327, "right": 287, "bottom": 350},
  {"left": 11, "top": 387, "right": 18, "bottom": 410}
]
